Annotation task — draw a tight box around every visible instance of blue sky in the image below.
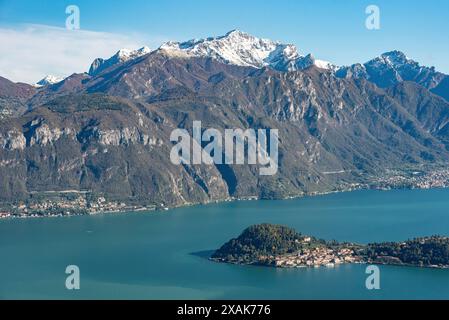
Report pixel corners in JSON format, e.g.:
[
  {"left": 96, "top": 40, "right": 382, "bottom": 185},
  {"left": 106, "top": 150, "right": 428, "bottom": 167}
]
[{"left": 1, "top": 0, "right": 448, "bottom": 83}]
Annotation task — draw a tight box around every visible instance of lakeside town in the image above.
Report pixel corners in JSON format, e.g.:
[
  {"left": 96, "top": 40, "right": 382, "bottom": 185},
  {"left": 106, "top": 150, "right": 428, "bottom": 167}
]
[
  {"left": 273, "top": 246, "right": 363, "bottom": 268},
  {"left": 372, "top": 167, "right": 449, "bottom": 190},
  {"left": 212, "top": 233, "right": 364, "bottom": 269},
  {"left": 0, "top": 193, "right": 157, "bottom": 219}
]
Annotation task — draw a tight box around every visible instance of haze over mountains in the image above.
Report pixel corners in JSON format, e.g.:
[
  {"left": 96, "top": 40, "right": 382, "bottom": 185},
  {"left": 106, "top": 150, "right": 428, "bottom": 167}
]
[{"left": 1, "top": 30, "right": 449, "bottom": 208}]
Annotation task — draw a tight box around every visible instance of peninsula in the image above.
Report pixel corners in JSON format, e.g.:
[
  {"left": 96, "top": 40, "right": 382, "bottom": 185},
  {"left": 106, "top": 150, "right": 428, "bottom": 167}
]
[{"left": 211, "top": 224, "right": 449, "bottom": 269}]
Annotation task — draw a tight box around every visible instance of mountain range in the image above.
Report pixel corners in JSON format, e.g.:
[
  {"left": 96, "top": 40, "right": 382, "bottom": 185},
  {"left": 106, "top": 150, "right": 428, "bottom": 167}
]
[{"left": 1, "top": 30, "right": 449, "bottom": 211}]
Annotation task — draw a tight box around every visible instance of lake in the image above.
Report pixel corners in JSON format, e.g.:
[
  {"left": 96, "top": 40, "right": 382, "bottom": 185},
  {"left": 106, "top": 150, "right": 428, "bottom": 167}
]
[{"left": 1, "top": 189, "right": 449, "bottom": 299}]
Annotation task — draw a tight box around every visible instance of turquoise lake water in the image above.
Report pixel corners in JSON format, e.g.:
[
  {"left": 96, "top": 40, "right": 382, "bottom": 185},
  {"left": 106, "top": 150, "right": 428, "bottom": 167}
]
[{"left": 1, "top": 189, "right": 449, "bottom": 299}]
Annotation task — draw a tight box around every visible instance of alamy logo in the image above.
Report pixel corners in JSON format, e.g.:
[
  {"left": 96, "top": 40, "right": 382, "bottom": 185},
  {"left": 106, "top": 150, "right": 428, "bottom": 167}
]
[
  {"left": 65, "top": 5, "right": 80, "bottom": 30},
  {"left": 170, "top": 121, "right": 279, "bottom": 176},
  {"left": 65, "top": 265, "right": 80, "bottom": 290},
  {"left": 365, "top": 5, "right": 381, "bottom": 30},
  {"left": 365, "top": 265, "right": 381, "bottom": 290}
]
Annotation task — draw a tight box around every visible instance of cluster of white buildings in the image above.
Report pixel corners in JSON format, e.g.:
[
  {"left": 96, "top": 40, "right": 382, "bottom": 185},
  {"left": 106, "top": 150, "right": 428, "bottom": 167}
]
[{"left": 274, "top": 247, "right": 361, "bottom": 268}]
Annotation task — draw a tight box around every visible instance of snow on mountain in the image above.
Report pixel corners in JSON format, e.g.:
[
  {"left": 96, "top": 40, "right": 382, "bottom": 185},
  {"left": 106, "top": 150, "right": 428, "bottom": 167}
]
[
  {"left": 64, "top": 31, "right": 449, "bottom": 99},
  {"left": 35, "top": 75, "right": 64, "bottom": 87},
  {"left": 89, "top": 46, "right": 151, "bottom": 76},
  {"left": 336, "top": 50, "right": 446, "bottom": 90},
  {"left": 160, "top": 30, "right": 336, "bottom": 72},
  {"left": 314, "top": 59, "right": 337, "bottom": 71},
  {"left": 115, "top": 46, "right": 152, "bottom": 61},
  {"left": 371, "top": 50, "right": 411, "bottom": 67},
  {"left": 49, "top": 31, "right": 341, "bottom": 81}
]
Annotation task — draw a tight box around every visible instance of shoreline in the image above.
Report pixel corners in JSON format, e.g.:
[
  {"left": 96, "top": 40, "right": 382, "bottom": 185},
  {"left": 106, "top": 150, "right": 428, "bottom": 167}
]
[
  {"left": 209, "top": 257, "right": 449, "bottom": 270},
  {"left": 1, "top": 185, "right": 449, "bottom": 221}
]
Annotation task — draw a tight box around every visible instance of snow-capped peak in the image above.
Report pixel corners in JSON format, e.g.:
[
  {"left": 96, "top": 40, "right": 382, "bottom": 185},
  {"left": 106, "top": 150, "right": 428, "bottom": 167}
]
[
  {"left": 35, "top": 75, "right": 64, "bottom": 87},
  {"left": 336, "top": 50, "right": 444, "bottom": 89},
  {"left": 381, "top": 50, "right": 409, "bottom": 63},
  {"left": 161, "top": 29, "right": 284, "bottom": 68},
  {"left": 369, "top": 50, "right": 415, "bottom": 69},
  {"left": 314, "top": 59, "right": 337, "bottom": 71},
  {"left": 89, "top": 46, "right": 151, "bottom": 76},
  {"left": 160, "top": 30, "right": 336, "bottom": 72},
  {"left": 116, "top": 46, "right": 151, "bottom": 61}
]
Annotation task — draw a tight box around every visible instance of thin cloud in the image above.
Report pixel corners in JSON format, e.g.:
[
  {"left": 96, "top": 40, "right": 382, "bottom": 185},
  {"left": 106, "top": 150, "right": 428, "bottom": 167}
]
[{"left": 0, "top": 24, "right": 164, "bottom": 84}]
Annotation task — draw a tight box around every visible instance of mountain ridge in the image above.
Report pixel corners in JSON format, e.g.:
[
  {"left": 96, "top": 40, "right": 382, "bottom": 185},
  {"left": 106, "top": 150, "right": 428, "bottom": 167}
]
[
  {"left": 26, "top": 30, "right": 448, "bottom": 104},
  {"left": 1, "top": 30, "right": 449, "bottom": 215}
]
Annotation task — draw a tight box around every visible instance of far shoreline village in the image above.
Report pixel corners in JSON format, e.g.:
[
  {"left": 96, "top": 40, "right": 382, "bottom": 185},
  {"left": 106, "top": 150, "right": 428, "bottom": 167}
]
[{"left": 2, "top": 178, "right": 449, "bottom": 220}]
